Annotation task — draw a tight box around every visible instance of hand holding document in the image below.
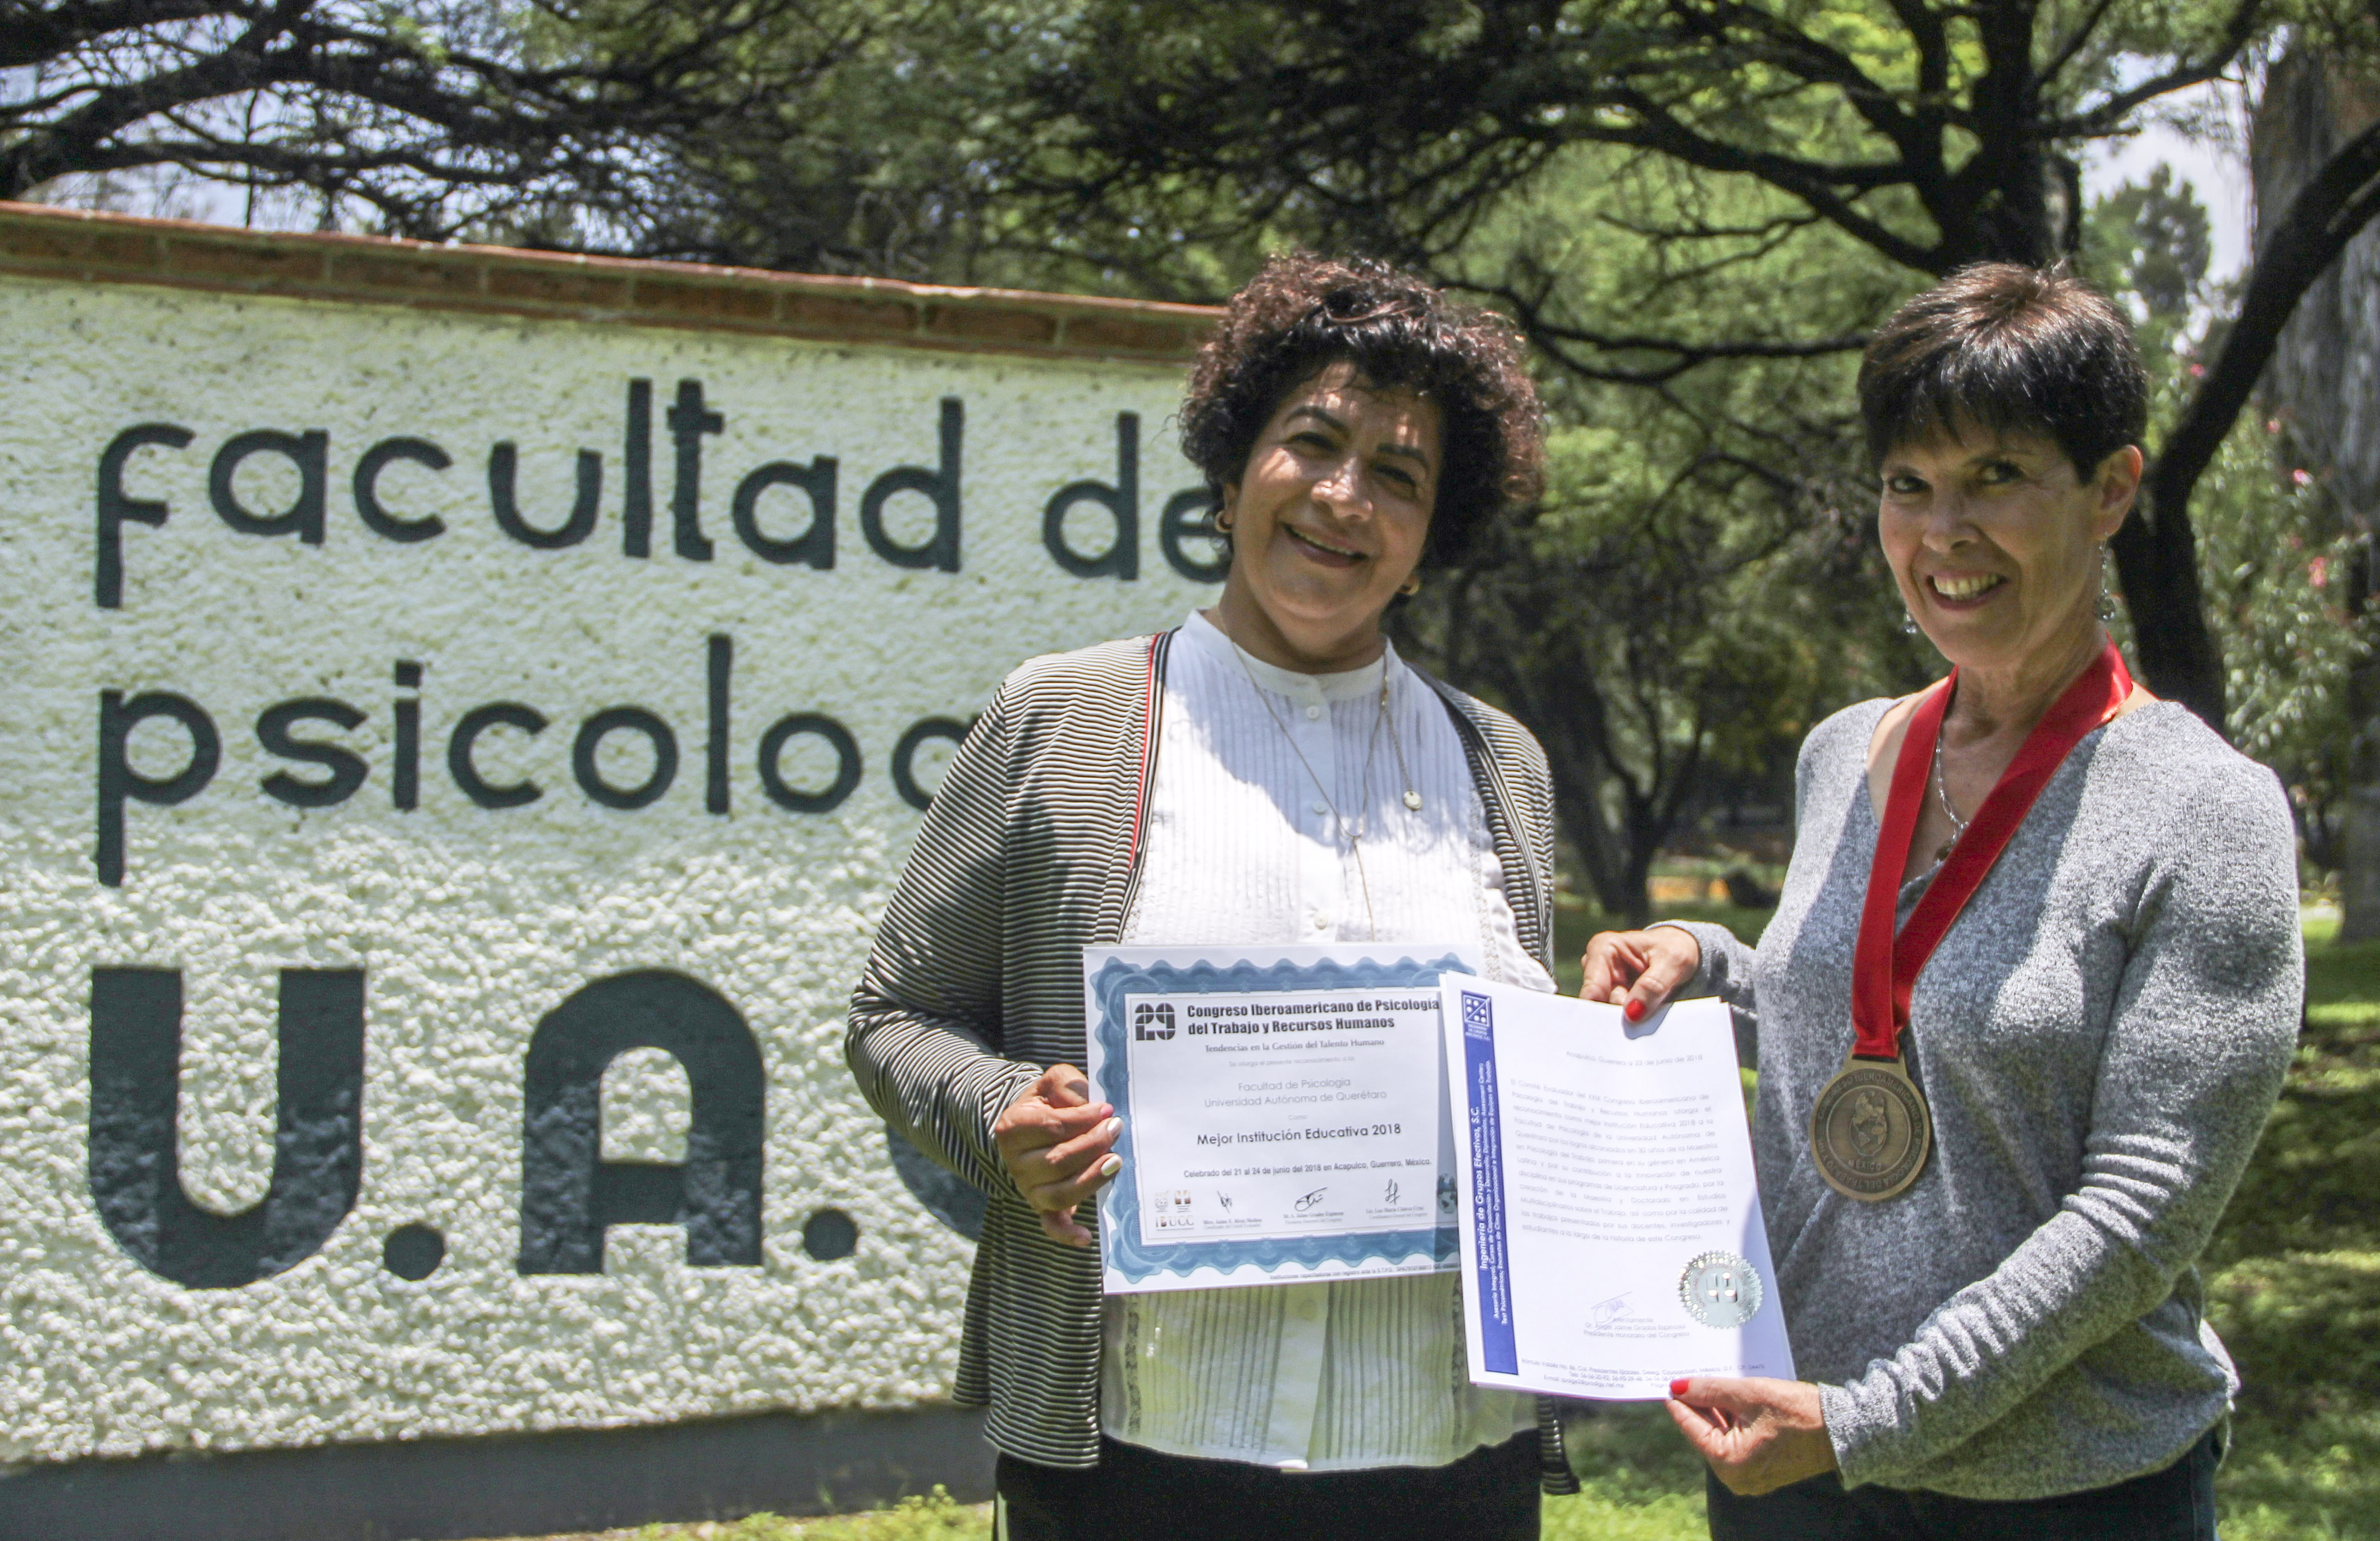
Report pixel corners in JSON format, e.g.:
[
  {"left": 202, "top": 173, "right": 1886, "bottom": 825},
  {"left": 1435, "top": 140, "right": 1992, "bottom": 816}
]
[{"left": 1440, "top": 978, "right": 1794, "bottom": 1399}]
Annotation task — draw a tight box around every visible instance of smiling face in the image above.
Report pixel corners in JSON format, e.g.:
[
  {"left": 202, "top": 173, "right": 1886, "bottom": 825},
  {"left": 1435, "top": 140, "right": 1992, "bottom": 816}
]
[
  {"left": 1878, "top": 422, "right": 2141, "bottom": 686},
  {"left": 1209, "top": 360, "right": 1443, "bottom": 672}
]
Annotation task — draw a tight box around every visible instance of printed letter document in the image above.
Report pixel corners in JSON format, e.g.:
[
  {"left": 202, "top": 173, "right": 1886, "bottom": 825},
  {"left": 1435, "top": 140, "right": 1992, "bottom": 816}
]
[{"left": 1441, "top": 979, "right": 1795, "bottom": 1398}]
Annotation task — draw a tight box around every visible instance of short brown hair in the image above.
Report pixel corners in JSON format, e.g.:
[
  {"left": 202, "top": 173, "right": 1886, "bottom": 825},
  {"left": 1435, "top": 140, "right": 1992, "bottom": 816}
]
[
  {"left": 1179, "top": 252, "right": 1543, "bottom": 569},
  {"left": 1859, "top": 263, "right": 2147, "bottom": 477}
]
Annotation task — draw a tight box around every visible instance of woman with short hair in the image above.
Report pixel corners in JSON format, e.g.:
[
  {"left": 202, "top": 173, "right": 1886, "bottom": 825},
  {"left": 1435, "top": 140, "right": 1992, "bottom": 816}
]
[
  {"left": 850, "top": 253, "right": 1571, "bottom": 1539},
  {"left": 1584, "top": 264, "right": 2301, "bottom": 1538}
]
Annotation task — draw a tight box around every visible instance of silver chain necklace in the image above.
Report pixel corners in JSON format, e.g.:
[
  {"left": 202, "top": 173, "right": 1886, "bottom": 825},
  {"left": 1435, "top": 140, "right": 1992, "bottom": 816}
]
[
  {"left": 1227, "top": 641, "right": 1422, "bottom": 941},
  {"left": 1929, "top": 724, "right": 1969, "bottom": 863}
]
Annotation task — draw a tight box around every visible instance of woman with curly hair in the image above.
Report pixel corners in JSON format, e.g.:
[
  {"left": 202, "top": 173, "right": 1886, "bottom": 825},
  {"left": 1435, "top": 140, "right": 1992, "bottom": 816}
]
[{"left": 847, "top": 253, "right": 1568, "bottom": 1539}]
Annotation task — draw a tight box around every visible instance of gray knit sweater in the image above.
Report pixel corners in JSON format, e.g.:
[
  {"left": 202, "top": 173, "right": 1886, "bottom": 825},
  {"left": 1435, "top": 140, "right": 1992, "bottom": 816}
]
[{"left": 1668, "top": 696, "right": 2301, "bottom": 1500}]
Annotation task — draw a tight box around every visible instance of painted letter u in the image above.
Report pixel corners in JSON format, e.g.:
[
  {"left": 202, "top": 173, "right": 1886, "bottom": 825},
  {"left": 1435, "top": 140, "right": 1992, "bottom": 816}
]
[{"left": 87, "top": 968, "right": 365, "bottom": 1289}]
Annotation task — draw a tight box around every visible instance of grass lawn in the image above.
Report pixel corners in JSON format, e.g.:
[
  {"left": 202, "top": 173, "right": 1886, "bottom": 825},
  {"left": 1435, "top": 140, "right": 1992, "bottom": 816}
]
[
  {"left": 2204, "top": 912, "right": 2380, "bottom": 1540},
  {"left": 542, "top": 909, "right": 2380, "bottom": 1541}
]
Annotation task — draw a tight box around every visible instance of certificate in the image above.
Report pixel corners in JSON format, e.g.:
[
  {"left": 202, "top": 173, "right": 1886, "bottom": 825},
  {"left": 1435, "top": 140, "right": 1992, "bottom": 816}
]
[
  {"left": 1083, "top": 944, "right": 1475, "bottom": 1294},
  {"left": 1441, "top": 978, "right": 1796, "bottom": 1399}
]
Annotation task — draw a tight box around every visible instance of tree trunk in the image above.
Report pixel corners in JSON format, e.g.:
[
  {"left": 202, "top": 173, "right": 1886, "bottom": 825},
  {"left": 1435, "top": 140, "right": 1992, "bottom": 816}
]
[
  {"left": 2111, "top": 484, "right": 2230, "bottom": 726},
  {"left": 2252, "top": 52, "right": 2380, "bottom": 936}
]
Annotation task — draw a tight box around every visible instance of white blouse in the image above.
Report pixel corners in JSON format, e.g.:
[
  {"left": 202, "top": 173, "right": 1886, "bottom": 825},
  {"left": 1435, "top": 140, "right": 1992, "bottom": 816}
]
[{"left": 1100, "top": 611, "right": 1552, "bottom": 1471}]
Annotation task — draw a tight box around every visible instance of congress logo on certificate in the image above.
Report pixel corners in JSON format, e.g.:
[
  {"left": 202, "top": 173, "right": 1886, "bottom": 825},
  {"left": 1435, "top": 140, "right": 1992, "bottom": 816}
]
[{"left": 1082, "top": 944, "right": 1475, "bottom": 1294}]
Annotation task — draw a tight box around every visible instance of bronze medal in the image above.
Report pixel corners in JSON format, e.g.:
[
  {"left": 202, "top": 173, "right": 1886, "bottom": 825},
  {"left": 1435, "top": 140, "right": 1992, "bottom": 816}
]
[{"left": 1809, "top": 1054, "right": 1931, "bottom": 1201}]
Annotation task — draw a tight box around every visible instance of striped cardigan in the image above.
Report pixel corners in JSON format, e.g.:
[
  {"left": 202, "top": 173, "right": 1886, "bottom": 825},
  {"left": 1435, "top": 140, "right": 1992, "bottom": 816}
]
[{"left": 847, "top": 629, "right": 1578, "bottom": 1490}]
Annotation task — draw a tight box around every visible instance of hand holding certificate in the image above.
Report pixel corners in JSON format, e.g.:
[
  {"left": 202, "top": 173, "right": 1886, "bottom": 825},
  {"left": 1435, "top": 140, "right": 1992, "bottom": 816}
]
[
  {"left": 1083, "top": 944, "right": 1473, "bottom": 1294},
  {"left": 1079, "top": 946, "right": 1791, "bottom": 1400},
  {"left": 1441, "top": 978, "right": 1793, "bottom": 1399}
]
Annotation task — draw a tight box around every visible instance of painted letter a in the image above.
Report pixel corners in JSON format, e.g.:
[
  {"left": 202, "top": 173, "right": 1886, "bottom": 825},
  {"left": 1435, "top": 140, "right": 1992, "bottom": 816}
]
[
  {"left": 517, "top": 971, "right": 764, "bottom": 1273},
  {"left": 88, "top": 968, "right": 366, "bottom": 1289}
]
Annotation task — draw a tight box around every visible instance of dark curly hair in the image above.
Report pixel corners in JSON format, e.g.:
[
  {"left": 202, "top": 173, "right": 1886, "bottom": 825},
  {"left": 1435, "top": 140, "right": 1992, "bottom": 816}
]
[{"left": 1179, "top": 252, "right": 1544, "bottom": 571}]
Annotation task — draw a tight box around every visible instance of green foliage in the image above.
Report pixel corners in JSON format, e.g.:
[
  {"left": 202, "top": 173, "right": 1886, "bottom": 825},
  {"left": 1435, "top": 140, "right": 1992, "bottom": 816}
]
[
  {"left": 2210, "top": 941, "right": 2380, "bottom": 1268},
  {"left": 11, "top": 0, "right": 962, "bottom": 245},
  {"left": 1009, "top": 0, "right": 2268, "bottom": 287},
  {"left": 2190, "top": 418, "right": 2368, "bottom": 866},
  {"left": 2085, "top": 164, "right": 2214, "bottom": 324},
  {"left": 2214, "top": 1253, "right": 2380, "bottom": 1419},
  {"left": 1383, "top": 136, "right": 1933, "bottom": 920},
  {"left": 557, "top": 0, "right": 1079, "bottom": 279}
]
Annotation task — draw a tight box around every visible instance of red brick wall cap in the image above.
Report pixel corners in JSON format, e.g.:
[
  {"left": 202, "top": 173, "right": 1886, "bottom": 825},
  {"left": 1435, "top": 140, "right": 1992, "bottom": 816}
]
[{"left": 0, "top": 201, "right": 1218, "bottom": 366}]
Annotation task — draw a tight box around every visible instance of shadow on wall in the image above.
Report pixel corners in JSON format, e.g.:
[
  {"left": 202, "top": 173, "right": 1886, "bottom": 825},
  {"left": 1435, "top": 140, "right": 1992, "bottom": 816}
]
[{"left": 0, "top": 1403, "right": 994, "bottom": 1541}]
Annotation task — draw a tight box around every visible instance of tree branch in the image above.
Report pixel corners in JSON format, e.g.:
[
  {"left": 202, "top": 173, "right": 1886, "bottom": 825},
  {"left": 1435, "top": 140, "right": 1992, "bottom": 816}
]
[
  {"left": 2045, "top": 0, "right": 2265, "bottom": 136},
  {"left": 1680, "top": 0, "right": 1935, "bottom": 168},
  {"left": 2036, "top": 0, "right": 2124, "bottom": 88},
  {"left": 0, "top": 0, "right": 233, "bottom": 70},
  {"left": 1577, "top": 91, "right": 1942, "bottom": 270}
]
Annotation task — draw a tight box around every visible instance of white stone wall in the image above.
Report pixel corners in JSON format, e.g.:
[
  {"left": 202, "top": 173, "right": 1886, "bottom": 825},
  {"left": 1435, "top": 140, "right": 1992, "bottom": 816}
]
[{"left": 0, "top": 272, "right": 1218, "bottom": 1462}]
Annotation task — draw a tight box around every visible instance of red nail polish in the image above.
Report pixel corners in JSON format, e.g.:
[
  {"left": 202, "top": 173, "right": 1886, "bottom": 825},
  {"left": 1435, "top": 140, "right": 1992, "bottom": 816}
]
[
  {"left": 1625, "top": 998, "right": 1647, "bottom": 1022},
  {"left": 1669, "top": 1377, "right": 1690, "bottom": 1399}
]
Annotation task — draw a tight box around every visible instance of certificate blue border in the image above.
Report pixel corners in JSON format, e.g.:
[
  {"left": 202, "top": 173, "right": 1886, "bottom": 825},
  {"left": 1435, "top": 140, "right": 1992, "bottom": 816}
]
[{"left": 1089, "top": 952, "right": 1471, "bottom": 1286}]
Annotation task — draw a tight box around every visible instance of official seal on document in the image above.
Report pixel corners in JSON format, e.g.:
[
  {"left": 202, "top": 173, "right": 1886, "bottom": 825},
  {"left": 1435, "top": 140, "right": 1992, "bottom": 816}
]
[{"left": 1678, "top": 1250, "right": 1764, "bottom": 1329}]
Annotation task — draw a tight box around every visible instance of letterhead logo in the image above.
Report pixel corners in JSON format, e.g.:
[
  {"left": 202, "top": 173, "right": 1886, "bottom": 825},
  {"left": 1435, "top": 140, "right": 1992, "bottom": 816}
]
[
  {"left": 1462, "top": 991, "right": 1492, "bottom": 1040},
  {"left": 1134, "top": 1001, "right": 1176, "bottom": 1041}
]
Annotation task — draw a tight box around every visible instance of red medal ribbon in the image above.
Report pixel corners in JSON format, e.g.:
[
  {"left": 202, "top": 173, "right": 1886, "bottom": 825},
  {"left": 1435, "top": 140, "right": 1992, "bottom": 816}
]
[{"left": 1851, "top": 641, "right": 2134, "bottom": 1059}]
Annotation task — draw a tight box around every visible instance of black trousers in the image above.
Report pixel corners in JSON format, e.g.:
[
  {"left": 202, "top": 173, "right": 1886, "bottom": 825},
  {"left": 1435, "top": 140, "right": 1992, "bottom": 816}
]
[
  {"left": 993, "top": 1431, "right": 1542, "bottom": 1541},
  {"left": 1706, "top": 1427, "right": 2223, "bottom": 1541}
]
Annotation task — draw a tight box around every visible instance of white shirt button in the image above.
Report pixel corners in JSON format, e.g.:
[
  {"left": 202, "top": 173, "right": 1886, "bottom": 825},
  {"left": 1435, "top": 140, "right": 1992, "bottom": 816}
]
[
  {"left": 1311, "top": 913, "right": 1331, "bottom": 929},
  {"left": 1304, "top": 704, "right": 1323, "bottom": 720},
  {"left": 1311, "top": 800, "right": 1328, "bottom": 816}
]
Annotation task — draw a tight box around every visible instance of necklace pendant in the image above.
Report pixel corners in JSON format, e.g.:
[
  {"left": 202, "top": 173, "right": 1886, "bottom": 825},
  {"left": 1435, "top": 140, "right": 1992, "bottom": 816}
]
[{"left": 1403, "top": 790, "right": 1423, "bottom": 811}]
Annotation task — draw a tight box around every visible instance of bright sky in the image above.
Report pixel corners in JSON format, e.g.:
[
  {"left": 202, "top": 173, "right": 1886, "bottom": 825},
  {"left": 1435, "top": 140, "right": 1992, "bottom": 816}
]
[{"left": 2080, "top": 77, "right": 2256, "bottom": 282}]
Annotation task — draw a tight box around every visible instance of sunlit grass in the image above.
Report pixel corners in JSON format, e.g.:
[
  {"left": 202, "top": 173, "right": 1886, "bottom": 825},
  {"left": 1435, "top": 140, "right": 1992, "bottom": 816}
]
[
  {"left": 1544, "top": 1403, "right": 1708, "bottom": 1538},
  {"left": 2199, "top": 922, "right": 2380, "bottom": 1538},
  {"left": 545, "top": 1489, "right": 992, "bottom": 1541}
]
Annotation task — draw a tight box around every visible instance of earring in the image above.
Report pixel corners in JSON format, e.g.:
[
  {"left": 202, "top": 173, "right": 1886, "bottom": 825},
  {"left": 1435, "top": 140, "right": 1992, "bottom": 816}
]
[
  {"left": 1902, "top": 611, "right": 1921, "bottom": 636},
  {"left": 1214, "top": 510, "right": 1235, "bottom": 534},
  {"left": 1399, "top": 573, "right": 1422, "bottom": 597},
  {"left": 2097, "top": 546, "right": 2118, "bottom": 623}
]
